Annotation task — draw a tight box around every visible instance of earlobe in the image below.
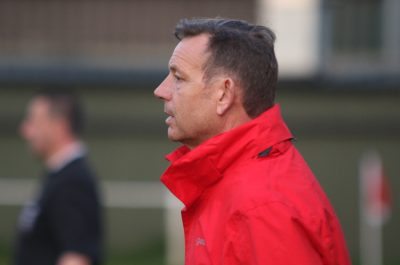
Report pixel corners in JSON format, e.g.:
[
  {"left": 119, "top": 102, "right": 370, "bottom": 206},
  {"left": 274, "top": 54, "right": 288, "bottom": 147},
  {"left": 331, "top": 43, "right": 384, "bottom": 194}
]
[{"left": 216, "top": 78, "right": 235, "bottom": 116}]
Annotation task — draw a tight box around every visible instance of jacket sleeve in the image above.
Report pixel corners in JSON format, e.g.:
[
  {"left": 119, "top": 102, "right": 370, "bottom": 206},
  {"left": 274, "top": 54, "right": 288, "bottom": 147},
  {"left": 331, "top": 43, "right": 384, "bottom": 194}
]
[{"left": 223, "top": 202, "right": 324, "bottom": 265}]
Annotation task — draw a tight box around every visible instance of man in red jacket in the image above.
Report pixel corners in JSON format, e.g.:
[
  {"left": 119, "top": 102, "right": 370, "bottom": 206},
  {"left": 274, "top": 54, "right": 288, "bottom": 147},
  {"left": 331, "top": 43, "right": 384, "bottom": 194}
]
[{"left": 154, "top": 18, "right": 351, "bottom": 265}]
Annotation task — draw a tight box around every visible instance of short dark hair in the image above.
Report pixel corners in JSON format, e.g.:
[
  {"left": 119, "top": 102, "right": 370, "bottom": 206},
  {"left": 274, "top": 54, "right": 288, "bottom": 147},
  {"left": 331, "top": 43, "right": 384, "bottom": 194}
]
[
  {"left": 35, "top": 88, "right": 85, "bottom": 136},
  {"left": 175, "top": 18, "right": 278, "bottom": 118}
]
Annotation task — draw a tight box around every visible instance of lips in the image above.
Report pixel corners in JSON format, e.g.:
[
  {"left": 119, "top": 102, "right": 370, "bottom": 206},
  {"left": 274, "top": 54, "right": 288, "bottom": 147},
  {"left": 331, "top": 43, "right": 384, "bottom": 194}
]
[
  {"left": 166, "top": 116, "right": 174, "bottom": 125},
  {"left": 164, "top": 109, "right": 175, "bottom": 125},
  {"left": 164, "top": 110, "right": 173, "bottom": 116}
]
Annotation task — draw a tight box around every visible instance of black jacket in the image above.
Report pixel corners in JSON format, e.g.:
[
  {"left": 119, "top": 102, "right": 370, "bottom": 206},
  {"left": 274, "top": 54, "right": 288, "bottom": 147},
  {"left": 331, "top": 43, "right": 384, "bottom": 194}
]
[{"left": 15, "top": 157, "right": 103, "bottom": 265}]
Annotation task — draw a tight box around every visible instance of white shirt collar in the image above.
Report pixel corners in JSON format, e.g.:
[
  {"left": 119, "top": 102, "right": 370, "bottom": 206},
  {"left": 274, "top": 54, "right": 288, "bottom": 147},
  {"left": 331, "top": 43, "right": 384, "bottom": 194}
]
[{"left": 46, "top": 141, "right": 86, "bottom": 173}]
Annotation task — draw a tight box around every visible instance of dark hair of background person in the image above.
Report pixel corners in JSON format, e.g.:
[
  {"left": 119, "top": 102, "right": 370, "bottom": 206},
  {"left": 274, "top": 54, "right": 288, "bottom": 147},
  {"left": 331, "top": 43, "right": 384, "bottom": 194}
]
[
  {"left": 34, "top": 88, "right": 85, "bottom": 136},
  {"left": 175, "top": 18, "right": 278, "bottom": 118}
]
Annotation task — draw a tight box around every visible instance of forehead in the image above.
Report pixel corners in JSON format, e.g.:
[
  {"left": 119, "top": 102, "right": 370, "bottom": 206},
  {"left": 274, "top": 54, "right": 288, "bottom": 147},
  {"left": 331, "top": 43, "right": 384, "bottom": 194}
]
[
  {"left": 28, "top": 97, "right": 51, "bottom": 115},
  {"left": 169, "top": 34, "right": 210, "bottom": 72}
]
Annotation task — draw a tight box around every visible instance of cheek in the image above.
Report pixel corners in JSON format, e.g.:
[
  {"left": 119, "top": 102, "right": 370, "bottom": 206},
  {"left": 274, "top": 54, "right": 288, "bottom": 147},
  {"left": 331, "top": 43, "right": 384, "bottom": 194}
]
[
  {"left": 26, "top": 121, "right": 52, "bottom": 146},
  {"left": 174, "top": 91, "right": 199, "bottom": 120},
  {"left": 176, "top": 94, "right": 214, "bottom": 131}
]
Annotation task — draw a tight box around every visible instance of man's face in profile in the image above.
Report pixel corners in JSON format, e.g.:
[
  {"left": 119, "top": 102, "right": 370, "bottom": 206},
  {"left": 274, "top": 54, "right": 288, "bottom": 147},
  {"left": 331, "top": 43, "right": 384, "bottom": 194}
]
[
  {"left": 154, "top": 34, "right": 222, "bottom": 148},
  {"left": 20, "top": 97, "right": 59, "bottom": 160}
]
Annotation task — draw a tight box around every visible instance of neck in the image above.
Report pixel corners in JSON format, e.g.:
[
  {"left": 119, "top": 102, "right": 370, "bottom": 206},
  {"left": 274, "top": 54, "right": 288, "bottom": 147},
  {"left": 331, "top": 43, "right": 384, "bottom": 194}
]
[
  {"left": 45, "top": 137, "right": 83, "bottom": 171},
  {"left": 186, "top": 108, "right": 252, "bottom": 149},
  {"left": 220, "top": 110, "right": 252, "bottom": 134}
]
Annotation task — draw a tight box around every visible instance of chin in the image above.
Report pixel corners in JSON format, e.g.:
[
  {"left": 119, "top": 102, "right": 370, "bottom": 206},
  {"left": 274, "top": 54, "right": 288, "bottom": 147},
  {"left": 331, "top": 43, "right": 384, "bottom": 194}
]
[
  {"left": 167, "top": 133, "right": 181, "bottom": 143},
  {"left": 167, "top": 129, "right": 184, "bottom": 143},
  {"left": 28, "top": 145, "right": 47, "bottom": 160}
]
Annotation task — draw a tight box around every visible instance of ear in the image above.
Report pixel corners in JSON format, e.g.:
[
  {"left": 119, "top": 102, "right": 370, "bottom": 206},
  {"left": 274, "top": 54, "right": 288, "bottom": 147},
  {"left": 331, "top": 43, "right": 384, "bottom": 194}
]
[{"left": 216, "top": 78, "right": 236, "bottom": 116}]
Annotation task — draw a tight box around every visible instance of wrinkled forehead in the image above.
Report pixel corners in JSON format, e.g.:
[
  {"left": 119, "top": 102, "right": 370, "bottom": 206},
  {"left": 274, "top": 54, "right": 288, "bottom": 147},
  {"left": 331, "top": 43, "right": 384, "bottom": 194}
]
[{"left": 168, "top": 34, "right": 211, "bottom": 72}]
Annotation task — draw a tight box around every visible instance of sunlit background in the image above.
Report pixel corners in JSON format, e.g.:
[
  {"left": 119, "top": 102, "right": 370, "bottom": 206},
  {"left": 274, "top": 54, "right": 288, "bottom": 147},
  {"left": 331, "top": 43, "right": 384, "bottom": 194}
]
[{"left": 0, "top": 0, "right": 399, "bottom": 264}]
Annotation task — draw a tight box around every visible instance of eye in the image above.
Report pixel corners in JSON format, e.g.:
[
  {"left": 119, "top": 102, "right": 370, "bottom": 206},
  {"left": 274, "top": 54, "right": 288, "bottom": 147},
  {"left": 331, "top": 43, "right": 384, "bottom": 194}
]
[{"left": 174, "top": 74, "right": 182, "bottom": 81}]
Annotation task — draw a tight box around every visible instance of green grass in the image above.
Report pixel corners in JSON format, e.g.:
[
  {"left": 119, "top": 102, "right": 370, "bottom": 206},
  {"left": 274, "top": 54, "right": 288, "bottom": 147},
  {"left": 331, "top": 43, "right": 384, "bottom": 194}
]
[
  {"left": 0, "top": 244, "right": 11, "bottom": 265},
  {"left": 0, "top": 240, "right": 165, "bottom": 265},
  {"left": 106, "top": 240, "right": 164, "bottom": 265}
]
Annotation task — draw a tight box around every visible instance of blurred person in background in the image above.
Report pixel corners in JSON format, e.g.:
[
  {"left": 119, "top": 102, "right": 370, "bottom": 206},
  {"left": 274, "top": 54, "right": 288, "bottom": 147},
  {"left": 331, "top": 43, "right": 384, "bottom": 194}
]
[
  {"left": 154, "top": 18, "right": 351, "bottom": 265},
  {"left": 15, "top": 88, "right": 103, "bottom": 265}
]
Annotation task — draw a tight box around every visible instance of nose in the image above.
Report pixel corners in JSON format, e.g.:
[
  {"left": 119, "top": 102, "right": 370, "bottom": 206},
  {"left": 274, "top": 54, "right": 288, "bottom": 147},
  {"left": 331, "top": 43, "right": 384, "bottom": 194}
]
[{"left": 154, "top": 74, "right": 172, "bottom": 101}]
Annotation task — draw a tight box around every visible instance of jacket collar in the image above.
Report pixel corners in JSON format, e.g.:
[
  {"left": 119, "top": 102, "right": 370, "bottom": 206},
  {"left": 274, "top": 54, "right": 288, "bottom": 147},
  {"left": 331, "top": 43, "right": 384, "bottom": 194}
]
[{"left": 161, "top": 104, "right": 293, "bottom": 207}]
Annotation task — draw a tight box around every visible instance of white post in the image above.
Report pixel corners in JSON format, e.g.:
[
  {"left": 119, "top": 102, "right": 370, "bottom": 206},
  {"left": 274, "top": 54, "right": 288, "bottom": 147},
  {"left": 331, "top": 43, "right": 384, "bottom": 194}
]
[
  {"left": 359, "top": 151, "right": 384, "bottom": 265},
  {"left": 256, "top": 0, "right": 321, "bottom": 79},
  {"left": 382, "top": 0, "right": 400, "bottom": 67},
  {"left": 165, "top": 190, "right": 185, "bottom": 265}
]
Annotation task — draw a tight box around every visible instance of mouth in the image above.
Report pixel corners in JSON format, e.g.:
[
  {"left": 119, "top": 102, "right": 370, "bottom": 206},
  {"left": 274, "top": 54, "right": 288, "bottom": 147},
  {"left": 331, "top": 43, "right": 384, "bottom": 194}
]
[
  {"left": 164, "top": 110, "right": 175, "bottom": 125},
  {"left": 166, "top": 116, "right": 174, "bottom": 125}
]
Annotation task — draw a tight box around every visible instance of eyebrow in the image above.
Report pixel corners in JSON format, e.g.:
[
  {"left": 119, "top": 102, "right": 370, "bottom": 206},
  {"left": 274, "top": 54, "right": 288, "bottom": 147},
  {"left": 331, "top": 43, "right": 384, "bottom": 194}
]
[
  {"left": 169, "top": 64, "right": 177, "bottom": 72},
  {"left": 169, "top": 62, "right": 182, "bottom": 73},
  {"left": 169, "top": 64, "right": 187, "bottom": 78}
]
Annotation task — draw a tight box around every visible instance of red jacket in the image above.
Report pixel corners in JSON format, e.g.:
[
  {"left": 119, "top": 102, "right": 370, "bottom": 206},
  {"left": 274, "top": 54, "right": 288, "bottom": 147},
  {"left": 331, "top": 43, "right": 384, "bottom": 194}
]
[{"left": 161, "top": 105, "right": 351, "bottom": 265}]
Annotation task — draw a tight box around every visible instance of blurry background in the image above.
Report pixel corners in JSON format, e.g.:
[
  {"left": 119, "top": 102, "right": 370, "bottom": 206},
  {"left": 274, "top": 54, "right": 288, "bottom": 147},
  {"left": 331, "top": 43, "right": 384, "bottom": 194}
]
[{"left": 0, "top": 0, "right": 399, "bottom": 264}]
